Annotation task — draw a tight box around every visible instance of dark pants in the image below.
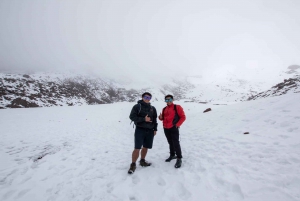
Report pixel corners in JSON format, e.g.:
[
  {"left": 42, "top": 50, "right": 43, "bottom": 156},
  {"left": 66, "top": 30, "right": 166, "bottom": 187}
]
[
  {"left": 134, "top": 126, "right": 154, "bottom": 149},
  {"left": 164, "top": 126, "right": 182, "bottom": 158}
]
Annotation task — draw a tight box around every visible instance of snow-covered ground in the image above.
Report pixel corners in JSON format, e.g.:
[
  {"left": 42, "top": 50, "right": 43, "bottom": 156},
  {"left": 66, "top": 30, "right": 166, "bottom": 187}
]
[{"left": 0, "top": 93, "right": 300, "bottom": 201}]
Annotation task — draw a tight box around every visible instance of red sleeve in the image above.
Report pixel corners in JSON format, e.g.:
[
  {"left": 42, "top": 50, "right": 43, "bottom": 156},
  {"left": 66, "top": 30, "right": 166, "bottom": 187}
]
[{"left": 176, "top": 105, "right": 186, "bottom": 127}]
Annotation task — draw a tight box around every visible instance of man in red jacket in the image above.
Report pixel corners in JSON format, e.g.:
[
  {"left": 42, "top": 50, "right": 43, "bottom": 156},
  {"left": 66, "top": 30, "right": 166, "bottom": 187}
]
[{"left": 159, "top": 94, "right": 186, "bottom": 168}]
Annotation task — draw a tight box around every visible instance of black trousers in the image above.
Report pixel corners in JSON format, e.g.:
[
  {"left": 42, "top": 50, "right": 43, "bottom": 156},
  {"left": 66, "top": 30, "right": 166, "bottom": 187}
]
[{"left": 164, "top": 126, "right": 182, "bottom": 158}]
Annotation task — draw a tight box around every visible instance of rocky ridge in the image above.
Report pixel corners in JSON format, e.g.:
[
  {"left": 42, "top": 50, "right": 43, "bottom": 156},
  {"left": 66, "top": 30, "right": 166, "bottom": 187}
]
[
  {"left": 0, "top": 73, "right": 193, "bottom": 109},
  {"left": 247, "top": 76, "right": 300, "bottom": 101},
  {"left": 1, "top": 66, "right": 299, "bottom": 109},
  {"left": 0, "top": 73, "right": 141, "bottom": 108}
]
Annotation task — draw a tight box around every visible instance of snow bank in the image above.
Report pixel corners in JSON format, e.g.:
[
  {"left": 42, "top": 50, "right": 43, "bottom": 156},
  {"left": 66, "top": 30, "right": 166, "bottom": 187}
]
[{"left": 0, "top": 93, "right": 299, "bottom": 201}]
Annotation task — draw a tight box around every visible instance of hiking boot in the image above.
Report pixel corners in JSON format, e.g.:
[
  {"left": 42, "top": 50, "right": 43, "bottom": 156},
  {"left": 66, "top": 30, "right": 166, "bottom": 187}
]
[
  {"left": 165, "top": 155, "right": 177, "bottom": 162},
  {"left": 128, "top": 163, "right": 136, "bottom": 174},
  {"left": 139, "top": 159, "right": 151, "bottom": 167},
  {"left": 175, "top": 158, "right": 182, "bottom": 168}
]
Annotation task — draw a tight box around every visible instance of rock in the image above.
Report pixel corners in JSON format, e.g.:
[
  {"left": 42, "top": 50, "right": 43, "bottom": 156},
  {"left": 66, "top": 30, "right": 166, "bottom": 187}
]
[
  {"left": 203, "top": 108, "right": 212, "bottom": 113},
  {"left": 244, "top": 132, "right": 250, "bottom": 134},
  {"left": 87, "top": 98, "right": 104, "bottom": 104},
  {"left": 23, "top": 74, "right": 31, "bottom": 79},
  {"left": 7, "top": 98, "right": 39, "bottom": 108}
]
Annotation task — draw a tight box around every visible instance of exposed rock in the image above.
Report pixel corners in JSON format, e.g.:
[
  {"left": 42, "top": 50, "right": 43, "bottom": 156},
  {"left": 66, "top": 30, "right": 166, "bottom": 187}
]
[
  {"left": 2, "top": 73, "right": 184, "bottom": 108},
  {"left": 87, "top": 98, "right": 105, "bottom": 104},
  {"left": 247, "top": 76, "right": 300, "bottom": 101},
  {"left": 23, "top": 74, "right": 31, "bottom": 79},
  {"left": 7, "top": 98, "right": 39, "bottom": 108},
  {"left": 203, "top": 108, "right": 212, "bottom": 113}
]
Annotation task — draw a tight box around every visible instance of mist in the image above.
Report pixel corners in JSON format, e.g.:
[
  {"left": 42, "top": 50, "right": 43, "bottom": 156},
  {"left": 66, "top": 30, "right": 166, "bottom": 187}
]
[{"left": 1, "top": 0, "right": 300, "bottom": 84}]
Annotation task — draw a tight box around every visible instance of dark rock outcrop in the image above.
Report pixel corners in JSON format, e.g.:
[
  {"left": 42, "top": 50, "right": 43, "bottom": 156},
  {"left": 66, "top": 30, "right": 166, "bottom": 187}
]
[
  {"left": 247, "top": 76, "right": 300, "bottom": 101},
  {"left": 7, "top": 98, "right": 39, "bottom": 108},
  {"left": 1, "top": 74, "right": 143, "bottom": 108},
  {"left": 203, "top": 108, "right": 212, "bottom": 113}
]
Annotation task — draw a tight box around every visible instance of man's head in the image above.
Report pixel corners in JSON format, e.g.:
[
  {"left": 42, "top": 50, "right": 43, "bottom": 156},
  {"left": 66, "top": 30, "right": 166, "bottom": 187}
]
[
  {"left": 142, "top": 92, "right": 152, "bottom": 103},
  {"left": 165, "top": 94, "right": 174, "bottom": 105}
]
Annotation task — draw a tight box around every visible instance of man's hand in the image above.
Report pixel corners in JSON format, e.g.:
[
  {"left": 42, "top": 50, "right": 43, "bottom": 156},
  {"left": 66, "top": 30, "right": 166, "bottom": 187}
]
[
  {"left": 159, "top": 113, "right": 162, "bottom": 120},
  {"left": 145, "top": 115, "right": 152, "bottom": 122},
  {"left": 154, "top": 131, "right": 157, "bottom": 136}
]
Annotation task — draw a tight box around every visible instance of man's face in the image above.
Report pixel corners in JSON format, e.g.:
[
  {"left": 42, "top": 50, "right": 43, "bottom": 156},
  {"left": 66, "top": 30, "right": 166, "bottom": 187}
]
[
  {"left": 165, "top": 97, "right": 173, "bottom": 105},
  {"left": 142, "top": 95, "right": 151, "bottom": 103}
]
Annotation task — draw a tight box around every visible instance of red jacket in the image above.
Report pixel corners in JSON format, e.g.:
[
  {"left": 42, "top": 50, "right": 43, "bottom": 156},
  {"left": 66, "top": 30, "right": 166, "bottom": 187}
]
[{"left": 159, "top": 103, "right": 186, "bottom": 129}]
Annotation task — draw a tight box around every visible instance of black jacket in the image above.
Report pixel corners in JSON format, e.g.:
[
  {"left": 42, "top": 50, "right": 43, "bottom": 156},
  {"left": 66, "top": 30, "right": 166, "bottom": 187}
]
[{"left": 129, "top": 100, "right": 158, "bottom": 131}]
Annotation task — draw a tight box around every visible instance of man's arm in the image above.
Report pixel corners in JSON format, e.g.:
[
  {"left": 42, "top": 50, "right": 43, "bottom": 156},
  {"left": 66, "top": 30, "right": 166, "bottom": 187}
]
[
  {"left": 158, "top": 107, "right": 165, "bottom": 121},
  {"left": 129, "top": 104, "right": 145, "bottom": 123},
  {"left": 176, "top": 105, "right": 186, "bottom": 127},
  {"left": 153, "top": 107, "right": 158, "bottom": 131}
]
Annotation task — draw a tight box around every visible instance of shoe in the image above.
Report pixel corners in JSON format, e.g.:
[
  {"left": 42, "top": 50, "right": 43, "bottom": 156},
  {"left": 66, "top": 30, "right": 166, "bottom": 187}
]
[
  {"left": 175, "top": 158, "right": 182, "bottom": 168},
  {"left": 165, "top": 155, "right": 177, "bottom": 162},
  {"left": 140, "top": 159, "right": 151, "bottom": 167},
  {"left": 128, "top": 163, "right": 136, "bottom": 174}
]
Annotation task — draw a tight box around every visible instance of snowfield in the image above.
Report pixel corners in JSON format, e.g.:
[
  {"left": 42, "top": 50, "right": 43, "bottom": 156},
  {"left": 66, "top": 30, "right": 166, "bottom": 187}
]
[{"left": 1, "top": 93, "right": 300, "bottom": 201}]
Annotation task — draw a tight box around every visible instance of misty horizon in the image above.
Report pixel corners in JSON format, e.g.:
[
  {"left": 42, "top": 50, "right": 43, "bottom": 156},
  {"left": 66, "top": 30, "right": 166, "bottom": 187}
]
[{"left": 1, "top": 0, "right": 300, "bottom": 84}]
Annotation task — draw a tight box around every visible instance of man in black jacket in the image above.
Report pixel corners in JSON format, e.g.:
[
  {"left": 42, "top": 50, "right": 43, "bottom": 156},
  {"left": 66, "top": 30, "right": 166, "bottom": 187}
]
[{"left": 128, "top": 92, "right": 158, "bottom": 174}]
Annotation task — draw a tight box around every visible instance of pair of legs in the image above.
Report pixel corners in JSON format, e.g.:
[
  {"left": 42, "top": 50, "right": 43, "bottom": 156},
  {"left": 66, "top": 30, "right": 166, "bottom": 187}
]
[
  {"left": 164, "top": 126, "right": 182, "bottom": 158},
  {"left": 128, "top": 127, "right": 153, "bottom": 173},
  {"left": 132, "top": 147, "right": 148, "bottom": 163},
  {"left": 132, "top": 127, "right": 154, "bottom": 162}
]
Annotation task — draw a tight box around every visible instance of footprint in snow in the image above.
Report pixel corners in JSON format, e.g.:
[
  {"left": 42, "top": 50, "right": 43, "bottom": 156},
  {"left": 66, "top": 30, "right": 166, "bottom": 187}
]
[
  {"left": 106, "top": 182, "right": 114, "bottom": 193},
  {"left": 279, "top": 135, "right": 289, "bottom": 139},
  {"left": 131, "top": 175, "right": 140, "bottom": 184},
  {"left": 287, "top": 127, "right": 298, "bottom": 132},
  {"left": 230, "top": 184, "right": 244, "bottom": 200},
  {"left": 2, "top": 190, "right": 16, "bottom": 200},
  {"left": 129, "top": 196, "right": 137, "bottom": 201},
  {"left": 280, "top": 122, "right": 290, "bottom": 127},
  {"left": 176, "top": 183, "right": 191, "bottom": 200},
  {"left": 20, "top": 167, "right": 28, "bottom": 175},
  {"left": 15, "top": 189, "right": 31, "bottom": 199},
  {"left": 156, "top": 177, "right": 166, "bottom": 186},
  {"left": 83, "top": 195, "right": 92, "bottom": 201}
]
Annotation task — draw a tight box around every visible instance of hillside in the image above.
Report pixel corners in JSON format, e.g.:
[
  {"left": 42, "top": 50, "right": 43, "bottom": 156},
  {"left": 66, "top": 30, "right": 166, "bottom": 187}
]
[
  {"left": 0, "top": 73, "right": 151, "bottom": 109},
  {"left": 248, "top": 76, "right": 300, "bottom": 100},
  {"left": 0, "top": 66, "right": 299, "bottom": 108}
]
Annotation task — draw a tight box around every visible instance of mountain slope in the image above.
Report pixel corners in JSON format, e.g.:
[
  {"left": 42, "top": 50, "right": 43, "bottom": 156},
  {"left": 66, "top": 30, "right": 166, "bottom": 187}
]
[
  {"left": 1, "top": 65, "right": 299, "bottom": 108},
  {"left": 248, "top": 76, "right": 300, "bottom": 100},
  {"left": 0, "top": 73, "right": 150, "bottom": 108}
]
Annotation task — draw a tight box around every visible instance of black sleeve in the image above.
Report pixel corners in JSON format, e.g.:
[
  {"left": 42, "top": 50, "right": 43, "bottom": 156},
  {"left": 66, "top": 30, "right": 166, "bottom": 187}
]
[
  {"left": 129, "top": 104, "right": 145, "bottom": 123},
  {"left": 153, "top": 107, "right": 158, "bottom": 131}
]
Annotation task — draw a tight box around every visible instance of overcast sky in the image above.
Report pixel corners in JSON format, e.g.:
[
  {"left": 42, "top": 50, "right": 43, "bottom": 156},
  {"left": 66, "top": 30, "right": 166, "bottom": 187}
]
[{"left": 0, "top": 0, "right": 300, "bottom": 83}]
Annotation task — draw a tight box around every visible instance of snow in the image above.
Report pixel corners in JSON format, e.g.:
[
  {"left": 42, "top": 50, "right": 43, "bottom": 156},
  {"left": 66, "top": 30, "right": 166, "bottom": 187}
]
[{"left": 0, "top": 93, "right": 300, "bottom": 201}]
